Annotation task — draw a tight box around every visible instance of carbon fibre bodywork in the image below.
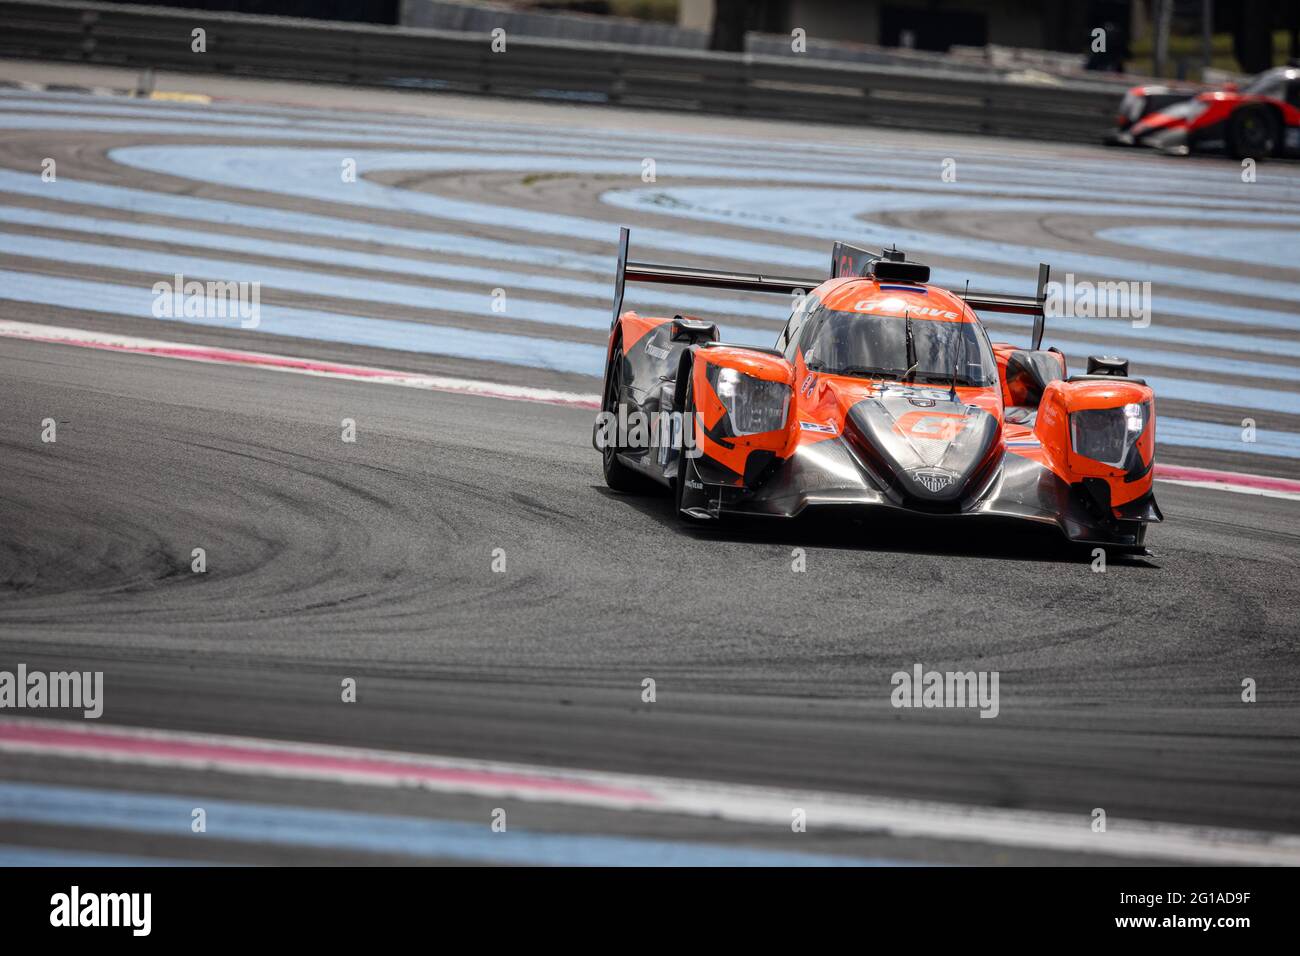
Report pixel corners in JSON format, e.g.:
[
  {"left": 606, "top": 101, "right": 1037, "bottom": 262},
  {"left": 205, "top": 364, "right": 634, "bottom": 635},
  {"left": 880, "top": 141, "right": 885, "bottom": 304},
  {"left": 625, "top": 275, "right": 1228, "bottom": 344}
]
[
  {"left": 666, "top": 376, "right": 1161, "bottom": 550},
  {"left": 674, "top": 415, "right": 1161, "bottom": 550}
]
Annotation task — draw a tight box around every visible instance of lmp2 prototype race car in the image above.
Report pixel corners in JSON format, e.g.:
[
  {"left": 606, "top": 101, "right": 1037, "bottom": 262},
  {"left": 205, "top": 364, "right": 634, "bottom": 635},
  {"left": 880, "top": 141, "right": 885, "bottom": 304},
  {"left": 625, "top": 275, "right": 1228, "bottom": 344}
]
[
  {"left": 595, "top": 228, "right": 1162, "bottom": 551},
  {"left": 1108, "top": 65, "right": 1300, "bottom": 158}
]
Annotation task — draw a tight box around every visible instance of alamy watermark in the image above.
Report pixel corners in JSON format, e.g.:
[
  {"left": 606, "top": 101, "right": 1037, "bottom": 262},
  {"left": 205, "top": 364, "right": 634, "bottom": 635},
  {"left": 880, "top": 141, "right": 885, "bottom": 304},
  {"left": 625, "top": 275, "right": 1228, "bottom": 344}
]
[
  {"left": 151, "top": 272, "right": 260, "bottom": 328},
  {"left": 0, "top": 664, "right": 103, "bottom": 718},
  {"left": 593, "top": 404, "right": 701, "bottom": 458},
  {"left": 1045, "top": 273, "right": 1151, "bottom": 328},
  {"left": 890, "top": 663, "right": 999, "bottom": 718},
  {"left": 50, "top": 886, "right": 150, "bottom": 936}
]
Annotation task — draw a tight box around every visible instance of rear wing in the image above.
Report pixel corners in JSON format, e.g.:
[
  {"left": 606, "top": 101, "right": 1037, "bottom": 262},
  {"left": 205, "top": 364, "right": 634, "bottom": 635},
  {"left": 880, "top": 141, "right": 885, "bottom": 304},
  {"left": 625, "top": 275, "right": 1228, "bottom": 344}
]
[
  {"left": 964, "top": 263, "right": 1051, "bottom": 350},
  {"left": 615, "top": 228, "right": 1052, "bottom": 349},
  {"left": 611, "top": 227, "right": 819, "bottom": 326}
]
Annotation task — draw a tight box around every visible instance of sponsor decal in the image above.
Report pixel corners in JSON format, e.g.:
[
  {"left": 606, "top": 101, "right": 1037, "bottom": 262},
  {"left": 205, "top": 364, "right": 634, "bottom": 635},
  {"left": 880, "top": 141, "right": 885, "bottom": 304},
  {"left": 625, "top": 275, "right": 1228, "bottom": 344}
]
[
  {"left": 643, "top": 340, "right": 670, "bottom": 360},
  {"left": 913, "top": 469, "right": 954, "bottom": 493},
  {"left": 853, "top": 299, "right": 958, "bottom": 320},
  {"left": 881, "top": 385, "right": 947, "bottom": 402},
  {"left": 800, "top": 371, "right": 816, "bottom": 397},
  {"left": 799, "top": 420, "right": 837, "bottom": 435},
  {"left": 893, "top": 410, "right": 968, "bottom": 441}
]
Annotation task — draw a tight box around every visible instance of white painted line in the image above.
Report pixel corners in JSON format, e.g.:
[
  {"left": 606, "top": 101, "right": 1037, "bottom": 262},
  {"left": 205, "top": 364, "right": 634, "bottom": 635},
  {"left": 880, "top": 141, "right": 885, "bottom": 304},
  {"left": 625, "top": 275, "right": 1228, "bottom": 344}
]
[
  {"left": 1156, "top": 477, "right": 1300, "bottom": 502},
  {"left": 1154, "top": 463, "right": 1300, "bottom": 502},
  {"left": 0, "top": 319, "right": 600, "bottom": 409},
  {"left": 3, "top": 717, "right": 1298, "bottom": 865}
]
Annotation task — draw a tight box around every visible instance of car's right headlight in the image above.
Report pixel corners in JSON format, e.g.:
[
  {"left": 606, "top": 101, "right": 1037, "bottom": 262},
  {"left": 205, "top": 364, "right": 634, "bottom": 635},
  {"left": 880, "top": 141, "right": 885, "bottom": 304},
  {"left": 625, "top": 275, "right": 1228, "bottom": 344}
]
[
  {"left": 1070, "top": 401, "right": 1149, "bottom": 469},
  {"left": 708, "top": 366, "right": 790, "bottom": 436}
]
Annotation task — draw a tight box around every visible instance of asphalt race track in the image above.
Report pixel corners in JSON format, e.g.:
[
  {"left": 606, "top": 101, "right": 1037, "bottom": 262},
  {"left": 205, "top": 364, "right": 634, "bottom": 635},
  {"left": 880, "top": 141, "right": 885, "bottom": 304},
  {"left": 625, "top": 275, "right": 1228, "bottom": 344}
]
[{"left": 0, "top": 60, "right": 1298, "bottom": 866}]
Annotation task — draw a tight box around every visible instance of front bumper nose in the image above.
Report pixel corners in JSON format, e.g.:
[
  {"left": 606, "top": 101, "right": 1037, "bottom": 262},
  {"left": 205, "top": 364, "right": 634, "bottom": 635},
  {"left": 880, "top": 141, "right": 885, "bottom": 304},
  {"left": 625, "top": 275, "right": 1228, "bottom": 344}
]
[
  {"left": 843, "top": 398, "right": 1002, "bottom": 510},
  {"left": 1144, "top": 126, "right": 1190, "bottom": 154},
  {"left": 694, "top": 442, "right": 1159, "bottom": 551}
]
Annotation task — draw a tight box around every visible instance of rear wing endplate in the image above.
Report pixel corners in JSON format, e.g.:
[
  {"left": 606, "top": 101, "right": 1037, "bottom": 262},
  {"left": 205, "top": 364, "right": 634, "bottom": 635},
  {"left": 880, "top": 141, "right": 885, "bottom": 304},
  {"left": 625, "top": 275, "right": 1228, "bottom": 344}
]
[{"left": 831, "top": 241, "right": 876, "bottom": 279}]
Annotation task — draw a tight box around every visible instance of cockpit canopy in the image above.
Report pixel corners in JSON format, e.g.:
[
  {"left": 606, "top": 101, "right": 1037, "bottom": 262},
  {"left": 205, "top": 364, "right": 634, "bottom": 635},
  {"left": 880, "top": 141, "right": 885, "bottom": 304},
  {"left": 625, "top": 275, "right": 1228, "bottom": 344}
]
[{"left": 788, "top": 302, "right": 997, "bottom": 387}]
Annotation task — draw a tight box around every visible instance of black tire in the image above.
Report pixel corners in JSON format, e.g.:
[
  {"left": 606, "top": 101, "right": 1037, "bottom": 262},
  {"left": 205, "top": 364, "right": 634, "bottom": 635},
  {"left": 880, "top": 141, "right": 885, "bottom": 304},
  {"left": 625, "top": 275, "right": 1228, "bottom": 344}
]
[
  {"left": 673, "top": 370, "right": 700, "bottom": 521},
  {"left": 601, "top": 345, "right": 653, "bottom": 494},
  {"left": 1228, "top": 106, "right": 1279, "bottom": 160}
]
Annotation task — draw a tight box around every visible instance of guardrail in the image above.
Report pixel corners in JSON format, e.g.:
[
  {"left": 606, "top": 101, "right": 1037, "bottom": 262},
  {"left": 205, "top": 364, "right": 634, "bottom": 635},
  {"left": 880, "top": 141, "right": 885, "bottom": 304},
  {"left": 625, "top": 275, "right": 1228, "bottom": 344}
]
[{"left": 0, "top": 0, "right": 1119, "bottom": 142}]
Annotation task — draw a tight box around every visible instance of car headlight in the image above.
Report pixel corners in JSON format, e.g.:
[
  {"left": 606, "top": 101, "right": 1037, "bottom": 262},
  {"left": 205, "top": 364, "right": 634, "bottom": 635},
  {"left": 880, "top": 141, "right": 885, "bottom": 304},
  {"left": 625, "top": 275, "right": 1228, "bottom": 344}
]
[
  {"left": 708, "top": 366, "right": 790, "bottom": 436},
  {"left": 1070, "top": 402, "right": 1149, "bottom": 469}
]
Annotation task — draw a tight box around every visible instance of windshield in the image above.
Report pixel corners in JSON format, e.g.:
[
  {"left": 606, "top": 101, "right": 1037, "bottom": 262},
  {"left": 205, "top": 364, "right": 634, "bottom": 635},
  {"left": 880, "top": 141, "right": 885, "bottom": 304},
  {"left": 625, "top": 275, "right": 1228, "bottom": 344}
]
[
  {"left": 1242, "top": 71, "right": 1285, "bottom": 96},
  {"left": 795, "top": 306, "right": 996, "bottom": 387}
]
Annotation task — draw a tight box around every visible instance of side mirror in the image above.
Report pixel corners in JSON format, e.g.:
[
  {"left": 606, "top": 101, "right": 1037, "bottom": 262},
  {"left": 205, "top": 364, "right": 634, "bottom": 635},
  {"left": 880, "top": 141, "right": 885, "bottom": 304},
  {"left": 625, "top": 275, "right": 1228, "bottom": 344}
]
[
  {"left": 670, "top": 315, "right": 719, "bottom": 343},
  {"left": 1007, "top": 349, "right": 1065, "bottom": 406},
  {"left": 1087, "top": 355, "right": 1130, "bottom": 376}
]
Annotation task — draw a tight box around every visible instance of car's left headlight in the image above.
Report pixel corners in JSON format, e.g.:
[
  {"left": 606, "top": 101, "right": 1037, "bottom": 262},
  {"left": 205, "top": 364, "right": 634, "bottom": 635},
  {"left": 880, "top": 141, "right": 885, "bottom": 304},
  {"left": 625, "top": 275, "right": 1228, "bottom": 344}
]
[
  {"left": 709, "top": 366, "right": 790, "bottom": 436},
  {"left": 1070, "top": 401, "right": 1149, "bottom": 469}
]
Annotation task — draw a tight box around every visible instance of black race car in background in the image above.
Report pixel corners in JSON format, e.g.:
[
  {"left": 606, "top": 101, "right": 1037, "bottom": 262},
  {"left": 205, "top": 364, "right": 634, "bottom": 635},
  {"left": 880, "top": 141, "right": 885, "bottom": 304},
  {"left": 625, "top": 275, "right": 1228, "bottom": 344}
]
[{"left": 1108, "top": 66, "right": 1300, "bottom": 158}]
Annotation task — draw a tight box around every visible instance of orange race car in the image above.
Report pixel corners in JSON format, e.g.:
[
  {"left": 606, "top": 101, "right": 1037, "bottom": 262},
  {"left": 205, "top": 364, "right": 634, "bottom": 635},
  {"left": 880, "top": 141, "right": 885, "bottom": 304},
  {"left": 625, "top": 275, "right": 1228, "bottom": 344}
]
[{"left": 594, "top": 228, "right": 1162, "bottom": 552}]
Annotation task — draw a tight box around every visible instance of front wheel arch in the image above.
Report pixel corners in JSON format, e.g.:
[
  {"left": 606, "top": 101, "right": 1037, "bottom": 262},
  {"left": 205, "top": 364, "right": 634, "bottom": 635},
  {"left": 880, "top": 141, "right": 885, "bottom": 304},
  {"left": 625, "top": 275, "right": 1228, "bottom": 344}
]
[{"left": 601, "top": 339, "right": 656, "bottom": 494}]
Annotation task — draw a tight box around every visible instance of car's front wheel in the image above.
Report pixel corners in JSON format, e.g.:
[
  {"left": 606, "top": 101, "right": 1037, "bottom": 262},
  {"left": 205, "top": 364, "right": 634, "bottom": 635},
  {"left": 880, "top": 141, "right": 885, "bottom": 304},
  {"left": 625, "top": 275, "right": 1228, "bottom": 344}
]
[
  {"left": 673, "top": 367, "right": 708, "bottom": 522},
  {"left": 601, "top": 345, "right": 654, "bottom": 494},
  {"left": 1228, "top": 106, "right": 1279, "bottom": 159}
]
